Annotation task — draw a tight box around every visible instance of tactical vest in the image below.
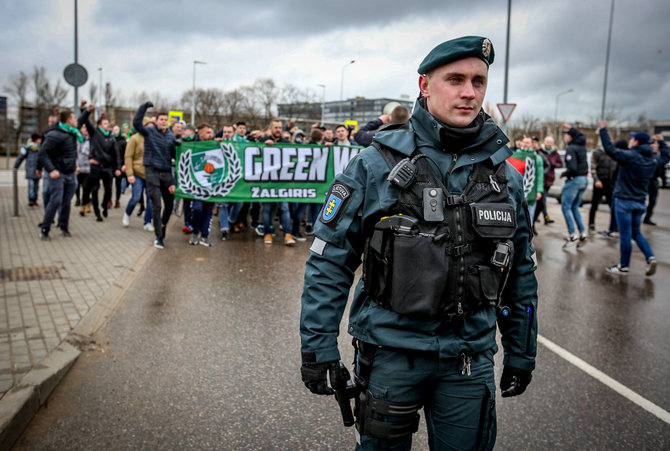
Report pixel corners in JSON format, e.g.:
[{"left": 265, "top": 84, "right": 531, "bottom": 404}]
[{"left": 363, "top": 143, "right": 517, "bottom": 321}]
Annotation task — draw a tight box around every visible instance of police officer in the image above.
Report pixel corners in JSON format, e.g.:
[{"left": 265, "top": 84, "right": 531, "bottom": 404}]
[{"left": 299, "top": 36, "right": 538, "bottom": 450}]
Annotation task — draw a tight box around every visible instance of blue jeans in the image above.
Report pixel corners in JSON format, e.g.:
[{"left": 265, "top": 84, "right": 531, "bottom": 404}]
[
  {"left": 41, "top": 172, "right": 77, "bottom": 231},
  {"left": 291, "top": 202, "right": 307, "bottom": 235},
  {"left": 28, "top": 178, "right": 40, "bottom": 202},
  {"left": 355, "top": 345, "right": 496, "bottom": 450},
  {"left": 614, "top": 198, "right": 653, "bottom": 267},
  {"left": 561, "top": 176, "right": 588, "bottom": 236},
  {"left": 125, "top": 176, "right": 152, "bottom": 225},
  {"left": 262, "top": 202, "right": 291, "bottom": 236},
  {"left": 191, "top": 200, "right": 215, "bottom": 237},
  {"left": 42, "top": 172, "right": 51, "bottom": 211},
  {"left": 217, "top": 202, "right": 243, "bottom": 231}
]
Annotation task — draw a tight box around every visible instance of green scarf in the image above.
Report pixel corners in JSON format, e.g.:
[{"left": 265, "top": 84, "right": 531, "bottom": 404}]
[
  {"left": 98, "top": 127, "right": 111, "bottom": 137},
  {"left": 58, "top": 122, "right": 84, "bottom": 143}
]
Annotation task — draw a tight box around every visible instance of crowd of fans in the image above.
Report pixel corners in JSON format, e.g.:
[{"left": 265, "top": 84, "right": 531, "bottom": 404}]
[{"left": 14, "top": 103, "right": 668, "bottom": 270}]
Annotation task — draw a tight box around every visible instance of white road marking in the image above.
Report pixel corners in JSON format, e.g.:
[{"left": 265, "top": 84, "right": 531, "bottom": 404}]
[{"left": 538, "top": 334, "right": 670, "bottom": 424}]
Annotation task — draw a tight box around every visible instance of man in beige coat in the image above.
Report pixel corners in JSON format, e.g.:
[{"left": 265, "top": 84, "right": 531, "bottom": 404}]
[{"left": 122, "top": 117, "right": 153, "bottom": 230}]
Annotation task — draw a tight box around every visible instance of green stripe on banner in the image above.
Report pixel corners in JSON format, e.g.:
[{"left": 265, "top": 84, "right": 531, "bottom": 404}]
[{"left": 175, "top": 141, "right": 363, "bottom": 203}]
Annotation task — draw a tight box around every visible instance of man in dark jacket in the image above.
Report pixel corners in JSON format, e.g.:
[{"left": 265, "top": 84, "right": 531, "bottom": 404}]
[
  {"left": 37, "top": 110, "right": 83, "bottom": 240},
  {"left": 353, "top": 105, "right": 410, "bottom": 147},
  {"left": 588, "top": 144, "right": 618, "bottom": 232},
  {"left": 599, "top": 122, "right": 670, "bottom": 275},
  {"left": 560, "top": 124, "right": 589, "bottom": 247},
  {"left": 14, "top": 133, "right": 42, "bottom": 206},
  {"left": 133, "top": 102, "right": 177, "bottom": 249},
  {"left": 81, "top": 102, "right": 122, "bottom": 221},
  {"left": 643, "top": 137, "right": 667, "bottom": 225}
]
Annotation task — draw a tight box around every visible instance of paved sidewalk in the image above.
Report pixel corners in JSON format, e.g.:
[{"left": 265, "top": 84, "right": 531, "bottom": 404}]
[{"left": 0, "top": 174, "right": 154, "bottom": 397}]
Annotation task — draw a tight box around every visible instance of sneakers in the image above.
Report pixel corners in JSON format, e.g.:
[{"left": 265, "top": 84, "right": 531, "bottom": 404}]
[
  {"left": 562, "top": 236, "right": 578, "bottom": 248},
  {"left": 598, "top": 230, "right": 616, "bottom": 238},
  {"left": 643, "top": 219, "right": 657, "bottom": 226},
  {"left": 60, "top": 228, "right": 71, "bottom": 237},
  {"left": 137, "top": 205, "right": 144, "bottom": 217},
  {"left": 255, "top": 225, "right": 265, "bottom": 237},
  {"left": 102, "top": 206, "right": 108, "bottom": 218},
  {"left": 183, "top": 225, "right": 193, "bottom": 234},
  {"left": 220, "top": 230, "right": 229, "bottom": 241},
  {"left": 95, "top": 216, "right": 104, "bottom": 222},
  {"left": 305, "top": 223, "right": 314, "bottom": 235},
  {"left": 293, "top": 231, "right": 307, "bottom": 242},
  {"left": 646, "top": 257, "right": 657, "bottom": 276},
  {"left": 122, "top": 213, "right": 130, "bottom": 227},
  {"left": 189, "top": 234, "right": 199, "bottom": 245},
  {"left": 199, "top": 237, "right": 213, "bottom": 247},
  {"left": 284, "top": 233, "right": 296, "bottom": 246},
  {"left": 114, "top": 201, "right": 120, "bottom": 208},
  {"left": 588, "top": 224, "right": 595, "bottom": 232},
  {"left": 577, "top": 234, "right": 587, "bottom": 248},
  {"left": 143, "top": 223, "right": 155, "bottom": 232},
  {"left": 154, "top": 238, "right": 165, "bottom": 249},
  {"left": 40, "top": 228, "right": 50, "bottom": 241},
  {"left": 264, "top": 233, "right": 273, "bottom": 245},
  {"left": 544, "top": 215, "right": 554, "bottom": 225},
  {"left": 606, "top": 264, "right": 629, "bottom": 275}
]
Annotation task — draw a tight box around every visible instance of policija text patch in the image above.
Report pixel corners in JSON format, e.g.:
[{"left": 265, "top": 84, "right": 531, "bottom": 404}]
[{"left": 321, "top": 183, "right": 353, "bottom": 224}]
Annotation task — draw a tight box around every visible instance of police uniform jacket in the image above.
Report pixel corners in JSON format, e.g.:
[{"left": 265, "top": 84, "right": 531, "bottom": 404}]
[{"left": 300, "top": 100, "right": 538, "bottom": 373}]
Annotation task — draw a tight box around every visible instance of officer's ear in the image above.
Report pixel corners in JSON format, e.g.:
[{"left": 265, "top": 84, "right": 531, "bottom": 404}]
[{"left": 419, "top": 74, "right": 430, "bottom": 98}]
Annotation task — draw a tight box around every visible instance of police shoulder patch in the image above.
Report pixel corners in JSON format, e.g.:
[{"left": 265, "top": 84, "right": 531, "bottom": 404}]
[{"left": 321, "top": 183, "right": 353, "bottom": 225}]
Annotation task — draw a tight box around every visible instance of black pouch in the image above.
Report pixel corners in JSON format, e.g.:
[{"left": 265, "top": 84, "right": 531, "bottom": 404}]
[{"left": 465, "top": 264, "right": 501, "bottom": 310}]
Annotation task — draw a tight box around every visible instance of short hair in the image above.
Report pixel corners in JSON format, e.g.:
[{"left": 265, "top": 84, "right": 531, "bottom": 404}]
[
  {"left": 310, "top": 128, "right": 323, "bottom": 142},
  {"left": 223, "top": 124, "right": 234, "bottom": 131},
  {"left": 391, "top": 106, "right": 410, "bottom": 124},
  {"left": 197, "top": 123, "right": 213, "bottom": 131},
  {"left": 156, "top": 112, "right": 169, "bottom": 119},
  {"left": 269, "top": 119, "right": 282, "bottom": 127},
  {"left": 96, "top": 117, "right": 108, "bottom": 126},
  {"left": 235, "top": 121, "right": 246, "bottom": 127},
  {"left": 59, "top": 110, "right": 73, "bottom": 123},
  {"left": 335, "top": 124, "right": 347, "bottom": 131}
]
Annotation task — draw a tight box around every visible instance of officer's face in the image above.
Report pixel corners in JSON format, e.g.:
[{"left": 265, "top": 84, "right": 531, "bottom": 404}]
[{"left": 419, "top": 57, "right": 488, "bottom": 128}]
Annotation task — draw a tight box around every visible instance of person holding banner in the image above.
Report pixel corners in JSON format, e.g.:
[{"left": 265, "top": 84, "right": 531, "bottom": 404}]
[
  {"left": 300, "top": 36, "right": 537, "bottom": 449},
  {"left": 133, "top": 102, "right": 178, "bottom": 249}
]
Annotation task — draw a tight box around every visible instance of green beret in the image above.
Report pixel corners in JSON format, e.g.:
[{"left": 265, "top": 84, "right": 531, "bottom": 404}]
[{"left": 418, "top": 36, "right": 494, "bottom": 74}]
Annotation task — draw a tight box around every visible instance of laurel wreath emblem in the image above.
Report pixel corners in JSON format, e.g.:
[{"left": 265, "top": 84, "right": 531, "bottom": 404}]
[
  {"left": 178, "top": 142, "right": 242, "bottom": 200},
  {"left": 522, "top": 156, "right": 536, "bottom": 198}
]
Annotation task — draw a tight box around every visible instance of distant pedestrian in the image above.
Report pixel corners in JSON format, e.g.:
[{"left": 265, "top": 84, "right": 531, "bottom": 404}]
[
  {"left": 598, "top": 122, "right": 669, "bottom": 275},
  {"left": 643, "top": 137, "right": 667, "bottom": 226},
  {"left": 588, "top": 141, "right": 618, "bottom": 233},
  {"left": 13, "top": 133, "right": 42, "bottom": 206},
  {"left": 37, "top": 109, "right": 82, "bottom": 240},
  {"left": 122, "top": 117, "right": 154, "bottom": 231},
  {"left": 560, "top": 124, "right": 589, "bottom": 248},
  {"left": 353, "top": 105, "right": 410, "bottom": 147},
  {"left": 535, "top": 136, "right": 563, "bottom": 225},
  {"left": 133, "top": 101, "right": 178, "bottom": 249}
]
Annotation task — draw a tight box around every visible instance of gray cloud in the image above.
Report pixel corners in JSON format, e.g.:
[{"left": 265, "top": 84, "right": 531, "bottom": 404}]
[{"left": 1, "top": 0, "right": 668, "bottom": 126}]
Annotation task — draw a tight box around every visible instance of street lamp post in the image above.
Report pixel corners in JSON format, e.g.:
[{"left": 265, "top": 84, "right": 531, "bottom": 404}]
[
  {"left": 554, "top": 88, "right": 574, "bottom": 138},
  {"left": 317, "top": 84, "right": 326, "bottom": 126},
  {"left": 192, "top": 60, "right": 206, "bottom": 124},
  {"left": 339, "top": 60, "right": 355, "bottom": 121},
  {"left": 601, "top": 0, "right": 615, "bottom": 120}
]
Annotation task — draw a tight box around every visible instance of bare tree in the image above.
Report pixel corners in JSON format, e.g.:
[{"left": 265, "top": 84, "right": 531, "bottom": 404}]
[
  {"left": 3, "top": 71, "right": 29, "bottom": 149},
  {"left": 279, "top": 84, "right": 318, "bottom": 120},
  {"left": 104, "top": 82, "right": 117, "bottom": 111},
  {"left": 88, "top": 82, "right": 98, "bottom": 106},
  {"left": 484, "top": 101, "right": 499, "bottom": 125},
  {"left": 31, "top": 66, "right": 68, "bottom": 131},
  {"left": 251, "top": 78, "right": 278, "bottom": 121},
  {"left": 221, "top": 88, "right": 246, "bottom": 124},
  {"left": 510, "top": 113, "right": 542, "bottom": 137},
  {"left": 239, "top": 85, "right": 262, "bottom": 124}
]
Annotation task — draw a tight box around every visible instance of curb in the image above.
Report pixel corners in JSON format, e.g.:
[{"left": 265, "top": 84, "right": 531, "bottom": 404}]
[
  {"left": 0, "top": 342, "right": 79, "bottom": 451},
  {"left": 0, "top": 242, "right": 154, "bottom": 450}
]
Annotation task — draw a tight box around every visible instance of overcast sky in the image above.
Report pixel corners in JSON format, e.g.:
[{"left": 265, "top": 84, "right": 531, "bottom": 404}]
[{"left": 1, "top": 0, "right": 669, "bottom": 127}]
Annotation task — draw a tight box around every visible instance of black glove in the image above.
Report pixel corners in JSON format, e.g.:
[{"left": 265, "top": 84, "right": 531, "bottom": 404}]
[
  {"left": 174, "top": 137, "right": 183, "bottom": 146},
  {"left": 500, "top": 366, "right": 532, "bottom": 397},
  {"left": 301, "top": 361, "right": 339, "bottom": 395},
  {"left": 142, "top": 101, "right": 154, "bottom": 109}
]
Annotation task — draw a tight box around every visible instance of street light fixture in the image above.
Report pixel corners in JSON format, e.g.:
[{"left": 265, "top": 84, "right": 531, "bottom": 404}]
[
  {"left": 554, "top": 88, "right": 574, "bottom": 137},
  {"left": 339, "top": 60, "right": 355, "bottom": 120},
  {"left": 192, "top": 60, "right": 206, "bottom": 124},
  {"left": 317, "top": 84, "right": 326, "bottom": 126}
]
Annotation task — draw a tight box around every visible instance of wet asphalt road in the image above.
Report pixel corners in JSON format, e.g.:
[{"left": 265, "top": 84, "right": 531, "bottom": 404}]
[{"left": 13, "top": 196, "right": 670, "bottom": 450}]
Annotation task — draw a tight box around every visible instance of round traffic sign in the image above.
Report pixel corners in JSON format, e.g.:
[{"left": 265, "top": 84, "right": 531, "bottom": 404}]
[{"left": 63, "top": 63, "right": 88, "bottom": 87}]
